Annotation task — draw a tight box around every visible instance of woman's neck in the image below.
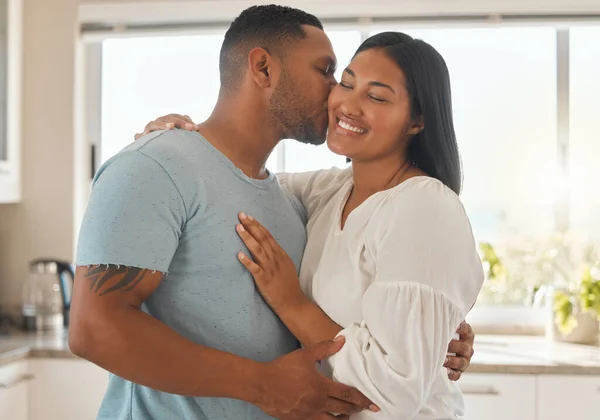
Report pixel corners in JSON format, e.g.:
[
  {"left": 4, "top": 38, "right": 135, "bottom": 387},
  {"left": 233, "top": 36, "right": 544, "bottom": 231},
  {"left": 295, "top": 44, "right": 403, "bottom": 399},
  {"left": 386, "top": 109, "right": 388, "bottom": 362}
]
[{"left": 349, "top": 154, "right": 414, "bottom": 203}]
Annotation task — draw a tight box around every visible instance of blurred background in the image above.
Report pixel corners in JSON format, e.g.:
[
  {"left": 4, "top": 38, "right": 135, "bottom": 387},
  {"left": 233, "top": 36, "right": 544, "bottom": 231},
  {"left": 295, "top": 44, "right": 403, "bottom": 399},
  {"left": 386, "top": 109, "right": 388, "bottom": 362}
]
[{"left": 0, "top": 1, "right": 599, "bottom": 419}]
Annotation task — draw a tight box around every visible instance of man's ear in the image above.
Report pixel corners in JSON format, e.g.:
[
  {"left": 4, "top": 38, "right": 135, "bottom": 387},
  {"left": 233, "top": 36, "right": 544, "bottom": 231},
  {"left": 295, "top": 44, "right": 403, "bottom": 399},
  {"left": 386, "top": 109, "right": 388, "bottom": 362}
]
[{"left": 247, "top": 47, "right": 280, "bottom": 88}]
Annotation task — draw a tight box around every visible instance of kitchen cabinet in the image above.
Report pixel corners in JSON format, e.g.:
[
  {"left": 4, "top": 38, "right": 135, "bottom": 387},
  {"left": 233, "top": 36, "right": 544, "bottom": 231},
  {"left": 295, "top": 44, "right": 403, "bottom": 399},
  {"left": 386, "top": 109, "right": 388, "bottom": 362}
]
[
  {"left": 537, "top": 375, "right": 600, "bottom": 420},
  {"left": 459, "top": 373, "right": 537, "bottom": 420},
  {"left": 0, "top": 361, "right": 30, "bottom": 420},
  {"left": 0, "top": 0, "right": 23, "bottom": 203},
  {"left": 2, "top": 358, "right": 598, "bottom": 419},
  {"left": 29, "top": 358, "right": 108, "bottom": 420}
]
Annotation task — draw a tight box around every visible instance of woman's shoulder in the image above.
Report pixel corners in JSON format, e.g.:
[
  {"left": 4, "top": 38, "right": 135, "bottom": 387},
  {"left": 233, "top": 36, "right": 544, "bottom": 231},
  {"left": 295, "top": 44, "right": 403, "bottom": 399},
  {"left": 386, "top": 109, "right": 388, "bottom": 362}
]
[
  {"left": 384, "top": 176, "right": 464, "bottom": 213},
  {"left": 277, "top": 166, "right": 352, "bottom": 195},
  {"left": 305, "top": 166, "right": 353, "bottom": 187},
  {"left": 365, "top": 175, "right": 474, "bottom": 244},
  {"left": 370, "top": 176, "right": 483, "bottom": 314}
]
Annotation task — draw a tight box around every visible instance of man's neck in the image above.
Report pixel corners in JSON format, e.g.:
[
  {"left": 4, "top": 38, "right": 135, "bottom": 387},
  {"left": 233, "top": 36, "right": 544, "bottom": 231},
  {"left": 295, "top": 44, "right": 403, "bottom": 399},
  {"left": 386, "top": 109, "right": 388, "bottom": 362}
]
[{"left": 197, "top": 96, "right": 280, "bottom": 180}]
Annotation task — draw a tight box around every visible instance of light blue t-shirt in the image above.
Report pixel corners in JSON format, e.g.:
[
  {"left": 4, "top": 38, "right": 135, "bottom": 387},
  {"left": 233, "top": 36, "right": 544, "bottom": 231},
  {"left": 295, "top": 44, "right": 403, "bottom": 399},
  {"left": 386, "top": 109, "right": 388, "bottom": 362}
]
[{"left": 76, "top": 130, "right": 307, "bottom": 419}]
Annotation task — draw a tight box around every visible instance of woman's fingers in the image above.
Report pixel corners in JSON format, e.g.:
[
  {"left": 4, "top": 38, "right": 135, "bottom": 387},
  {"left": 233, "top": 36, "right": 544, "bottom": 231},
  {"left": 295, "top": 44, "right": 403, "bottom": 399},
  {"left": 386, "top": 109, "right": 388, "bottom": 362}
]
[
  {"left": 157, "top": 114, "right": 199, "bottom": 130},
  {"left": 237, "top": 252, "right": 263, "bottom": 278},
  {"left": 238, "top": 213, "right": 275, "bottom": 253},
  {"left": 134, "top": 122, "right": 174, "bottom": 141},
  {"left": 236, "top": 223, "right": 268, "bottom": 263}
]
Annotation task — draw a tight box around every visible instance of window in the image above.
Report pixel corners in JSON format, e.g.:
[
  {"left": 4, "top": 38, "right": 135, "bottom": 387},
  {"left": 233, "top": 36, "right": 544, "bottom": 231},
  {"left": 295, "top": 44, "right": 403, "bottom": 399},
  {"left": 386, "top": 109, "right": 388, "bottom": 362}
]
[
  {"left": 371, "top": 27, "right": 558, "bottom": 243},
  {"left": 370, "top": 27, "right": 558, "bottom": 307},
  {"left": 101, "top": 34, "right": 226, "bottom": 164},
  {"left": 100, "top": 30, "right": 362, "bottom": 173},
  {"left": 92, "top": 21, "right": 598, "bottom": 323},
  {"left": 569, "top": 27, "right": 600, "bottom": 243}
]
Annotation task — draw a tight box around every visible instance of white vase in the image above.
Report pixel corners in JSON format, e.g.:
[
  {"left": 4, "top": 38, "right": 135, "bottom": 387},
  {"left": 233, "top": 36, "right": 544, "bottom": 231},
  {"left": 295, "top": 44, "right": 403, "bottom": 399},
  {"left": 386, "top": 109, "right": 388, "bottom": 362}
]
[{"left": 553, "top": 311, "right": 600, "bottom": 345}]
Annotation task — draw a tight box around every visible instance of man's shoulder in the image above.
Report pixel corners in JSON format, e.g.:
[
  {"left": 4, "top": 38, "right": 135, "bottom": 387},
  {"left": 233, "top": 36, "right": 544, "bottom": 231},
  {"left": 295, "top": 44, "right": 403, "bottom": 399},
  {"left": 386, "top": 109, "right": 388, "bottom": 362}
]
[
  {"left": 92, "top": 130, "right": 214, "bottom": 211},
  {"left": 102, "top": 129, "right": 217, "bottom": 185},
  {"left": 129, "top": 129, "right": 209, "bottom": 167}
]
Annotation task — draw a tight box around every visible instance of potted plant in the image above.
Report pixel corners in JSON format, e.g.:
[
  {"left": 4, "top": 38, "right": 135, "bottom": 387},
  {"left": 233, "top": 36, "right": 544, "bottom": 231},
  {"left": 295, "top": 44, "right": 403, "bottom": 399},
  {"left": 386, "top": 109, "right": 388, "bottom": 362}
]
[
  {"left": 477, "top": 234, "right": 572, "bottom": 307},
  {"left": 553, "top": 262, "right": 600, "bottom": 344},
  {"left": 478, "top": 234, "right": 600, "bottom": 344}
]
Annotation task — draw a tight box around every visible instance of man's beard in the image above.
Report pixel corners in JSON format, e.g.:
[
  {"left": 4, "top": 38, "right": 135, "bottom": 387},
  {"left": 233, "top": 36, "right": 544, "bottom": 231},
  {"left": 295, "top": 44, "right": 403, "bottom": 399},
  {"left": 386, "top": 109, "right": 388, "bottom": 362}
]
[{"left": 268, "top": 75, "right": 327, "bottom": 145}]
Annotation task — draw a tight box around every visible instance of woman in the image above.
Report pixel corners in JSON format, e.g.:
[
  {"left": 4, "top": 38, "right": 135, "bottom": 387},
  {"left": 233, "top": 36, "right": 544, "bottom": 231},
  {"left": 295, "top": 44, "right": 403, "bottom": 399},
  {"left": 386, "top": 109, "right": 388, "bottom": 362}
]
[{"left": 137, "top": 32, "right": 483, "bottom": 419}]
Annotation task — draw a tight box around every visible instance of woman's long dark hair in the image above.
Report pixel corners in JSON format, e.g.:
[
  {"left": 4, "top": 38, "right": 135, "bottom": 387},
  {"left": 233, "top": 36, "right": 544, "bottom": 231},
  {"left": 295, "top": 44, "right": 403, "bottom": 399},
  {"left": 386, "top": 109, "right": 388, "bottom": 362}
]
[{"left": 354, "top": 32, "right": 463, "bottom": 195}]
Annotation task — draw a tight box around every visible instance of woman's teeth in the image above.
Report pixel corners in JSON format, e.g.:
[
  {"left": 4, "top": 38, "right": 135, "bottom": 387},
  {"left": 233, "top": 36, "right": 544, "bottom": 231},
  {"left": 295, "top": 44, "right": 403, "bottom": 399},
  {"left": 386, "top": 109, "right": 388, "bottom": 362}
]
[{"left": 338, "top": 120, "right": 367, "bottom": 134}]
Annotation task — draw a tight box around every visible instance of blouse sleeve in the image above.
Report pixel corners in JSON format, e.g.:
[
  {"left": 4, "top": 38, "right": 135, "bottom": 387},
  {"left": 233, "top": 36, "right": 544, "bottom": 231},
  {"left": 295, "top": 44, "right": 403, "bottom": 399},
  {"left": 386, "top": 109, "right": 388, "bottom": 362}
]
[
  {"left": 325, "top": 179, "right": 484, "bottom": 419},
  {"left": 277, "top": 167, "right": 350, "bottom": 218}
]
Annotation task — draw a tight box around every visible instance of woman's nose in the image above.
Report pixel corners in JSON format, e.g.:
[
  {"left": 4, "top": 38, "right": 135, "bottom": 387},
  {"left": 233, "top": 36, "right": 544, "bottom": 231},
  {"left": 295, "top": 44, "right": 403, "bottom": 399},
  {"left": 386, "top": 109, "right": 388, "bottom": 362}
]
[{"left": 340, "top": 94, "right": 362, "bottom": 117}]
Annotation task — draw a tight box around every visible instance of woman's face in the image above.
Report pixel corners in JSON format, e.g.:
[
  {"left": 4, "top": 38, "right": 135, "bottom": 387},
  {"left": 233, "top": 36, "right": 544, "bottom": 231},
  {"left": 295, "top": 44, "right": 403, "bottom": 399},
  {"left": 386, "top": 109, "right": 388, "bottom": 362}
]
[{"left": 326, "top": 48, "right": 423, "bottom": 162}]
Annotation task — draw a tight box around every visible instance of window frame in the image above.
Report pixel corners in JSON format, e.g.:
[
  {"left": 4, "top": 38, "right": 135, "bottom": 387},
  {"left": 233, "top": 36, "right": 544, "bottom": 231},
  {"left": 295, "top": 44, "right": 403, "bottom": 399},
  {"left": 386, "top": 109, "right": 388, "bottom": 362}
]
[{"left": 81, "top": 21, "right": 578, "bottom": 330}]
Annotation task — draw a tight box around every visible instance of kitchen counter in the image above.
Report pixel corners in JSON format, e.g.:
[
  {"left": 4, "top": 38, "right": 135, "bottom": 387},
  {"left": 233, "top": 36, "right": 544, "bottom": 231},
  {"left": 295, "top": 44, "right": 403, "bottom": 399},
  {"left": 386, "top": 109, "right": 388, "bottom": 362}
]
[
  {"left": 1, "top": 331, "right": 600, "bottom": 375},
  {"left": 469, "top": 334, "right": 600, "bottom": 375},
  {"left": 0, "top": 329, "right": 74, "bottom": 366}
]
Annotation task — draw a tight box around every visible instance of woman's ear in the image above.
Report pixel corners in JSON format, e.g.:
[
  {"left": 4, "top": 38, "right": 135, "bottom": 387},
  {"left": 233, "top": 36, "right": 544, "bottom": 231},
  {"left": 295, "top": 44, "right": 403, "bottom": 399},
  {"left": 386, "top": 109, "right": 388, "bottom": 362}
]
[{"left": 407, "top": 115, "right": 425, "bottom": 136}]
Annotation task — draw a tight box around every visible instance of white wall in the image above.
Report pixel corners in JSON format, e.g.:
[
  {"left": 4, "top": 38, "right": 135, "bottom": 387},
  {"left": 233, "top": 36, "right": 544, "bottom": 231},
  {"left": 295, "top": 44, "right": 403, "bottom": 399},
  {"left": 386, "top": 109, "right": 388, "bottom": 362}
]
[
  {"left": 0, "top": 2, "right": 7, "bottom": 162},
  {"left": 0, "top": 0, "right": 78, "bottom": 307}
]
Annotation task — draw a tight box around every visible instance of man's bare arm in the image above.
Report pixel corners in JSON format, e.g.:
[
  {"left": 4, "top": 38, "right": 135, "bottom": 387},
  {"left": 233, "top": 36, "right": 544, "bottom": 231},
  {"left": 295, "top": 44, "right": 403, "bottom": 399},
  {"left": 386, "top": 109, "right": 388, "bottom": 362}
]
[
  {"left": 68, "top": 265, "right": 261, "bottom": 399},
  {"left": 68, "top": 265, "right": 375, "bottom": 418}
]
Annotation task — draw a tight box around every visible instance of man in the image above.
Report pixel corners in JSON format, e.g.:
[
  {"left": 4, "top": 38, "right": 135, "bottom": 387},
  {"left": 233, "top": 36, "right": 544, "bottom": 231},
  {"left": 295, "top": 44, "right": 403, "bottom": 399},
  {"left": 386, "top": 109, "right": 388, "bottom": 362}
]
[{"left": 69, "top": 5, "right": 474, "bottom": 420}]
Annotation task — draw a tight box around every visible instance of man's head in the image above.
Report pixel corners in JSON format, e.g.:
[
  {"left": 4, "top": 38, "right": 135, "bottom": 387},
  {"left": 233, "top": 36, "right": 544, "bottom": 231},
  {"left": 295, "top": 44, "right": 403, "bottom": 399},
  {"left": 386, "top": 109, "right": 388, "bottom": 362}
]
[{"left": 219, "top": 5, "right": 337, "bottom": 145}]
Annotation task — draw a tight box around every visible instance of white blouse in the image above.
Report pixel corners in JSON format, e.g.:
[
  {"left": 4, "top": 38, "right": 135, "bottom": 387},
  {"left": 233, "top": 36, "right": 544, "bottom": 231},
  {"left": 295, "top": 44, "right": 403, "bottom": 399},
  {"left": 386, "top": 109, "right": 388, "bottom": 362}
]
[{"left": 278, "top": 167, "right": 484, "bottom": 420}]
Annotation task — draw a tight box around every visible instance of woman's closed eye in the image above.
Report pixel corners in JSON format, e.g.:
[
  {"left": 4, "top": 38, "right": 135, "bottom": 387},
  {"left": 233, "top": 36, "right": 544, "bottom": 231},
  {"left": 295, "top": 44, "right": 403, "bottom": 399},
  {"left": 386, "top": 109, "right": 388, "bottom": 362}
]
[
  {"left": 339, "top": 82, "right": 386, "bottom": 103},
  {"left": 368, "top": 94, "right": 386, "bottom": 103}
]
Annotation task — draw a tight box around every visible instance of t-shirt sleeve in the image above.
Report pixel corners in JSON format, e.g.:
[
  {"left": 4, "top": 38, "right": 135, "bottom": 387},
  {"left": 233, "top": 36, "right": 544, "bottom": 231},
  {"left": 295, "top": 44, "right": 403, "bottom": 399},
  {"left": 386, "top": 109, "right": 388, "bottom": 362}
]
[{"left": 75, "top": 150, "right": 187, "bottom": 273}]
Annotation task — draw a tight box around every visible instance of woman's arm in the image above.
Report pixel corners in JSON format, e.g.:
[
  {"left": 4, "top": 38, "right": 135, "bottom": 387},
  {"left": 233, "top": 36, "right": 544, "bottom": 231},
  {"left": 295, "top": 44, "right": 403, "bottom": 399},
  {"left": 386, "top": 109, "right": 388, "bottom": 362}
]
[
  {"left": 276, "top": 297, "right": 344, "bottom": 348},
  {"left": 235, "top": 212, "right": 343, "bottom": 347}
]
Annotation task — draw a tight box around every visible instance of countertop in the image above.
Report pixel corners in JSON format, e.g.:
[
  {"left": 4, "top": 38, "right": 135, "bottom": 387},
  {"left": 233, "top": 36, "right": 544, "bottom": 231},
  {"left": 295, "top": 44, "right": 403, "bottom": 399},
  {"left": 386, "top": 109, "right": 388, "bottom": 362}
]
[
  {"left": 469, "top": 334, "right": 600, "bottom": 375},
  {"left": 0, "top": 329, "right": 73, "bottom": 366},
  {"left": 1, "top": 331, "right": 600, "bottom": 375}
]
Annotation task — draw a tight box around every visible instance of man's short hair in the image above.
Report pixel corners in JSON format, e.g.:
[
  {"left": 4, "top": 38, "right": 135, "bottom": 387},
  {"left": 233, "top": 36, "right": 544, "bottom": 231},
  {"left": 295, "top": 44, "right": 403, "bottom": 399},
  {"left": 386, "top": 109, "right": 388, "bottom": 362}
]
[{"left": 219, "top": 5, "right": 323, "bottom": 91}]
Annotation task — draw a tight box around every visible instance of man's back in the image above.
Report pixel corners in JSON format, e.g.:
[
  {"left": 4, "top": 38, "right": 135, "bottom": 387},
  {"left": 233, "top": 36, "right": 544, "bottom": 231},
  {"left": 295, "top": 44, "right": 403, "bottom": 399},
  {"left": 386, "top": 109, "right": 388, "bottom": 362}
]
[{"left": 76, "top": 130, "right": 307, "bottom": 419}]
